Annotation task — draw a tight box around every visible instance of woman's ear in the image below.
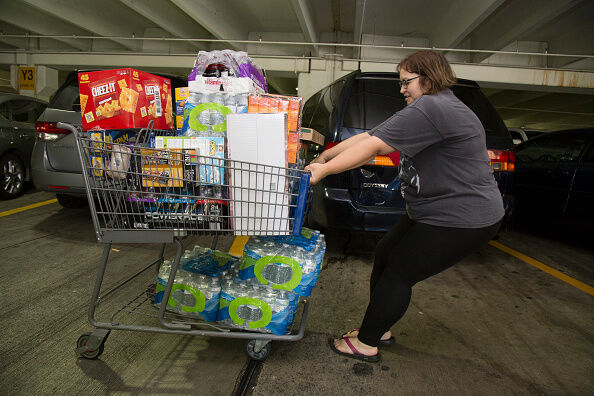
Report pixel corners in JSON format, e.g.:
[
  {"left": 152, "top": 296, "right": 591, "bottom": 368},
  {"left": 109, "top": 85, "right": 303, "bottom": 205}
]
[{"left": 421, "top": 77, "right": 432, "bottom": 93}]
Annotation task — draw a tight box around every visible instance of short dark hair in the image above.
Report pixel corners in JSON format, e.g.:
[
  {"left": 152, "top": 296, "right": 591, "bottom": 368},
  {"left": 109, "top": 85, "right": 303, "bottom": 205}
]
[{"left": 398, "top": 50, "right": 456, "bottom": 94}]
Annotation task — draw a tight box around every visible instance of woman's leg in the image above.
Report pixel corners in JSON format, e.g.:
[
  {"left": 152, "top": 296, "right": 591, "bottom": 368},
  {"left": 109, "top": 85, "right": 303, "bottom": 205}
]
[
  {"left": 370, "top": 215, "right": 414, "bottom": 297},
  {"left": 356, "top": 220, "right": 501, "bottom": 347}
]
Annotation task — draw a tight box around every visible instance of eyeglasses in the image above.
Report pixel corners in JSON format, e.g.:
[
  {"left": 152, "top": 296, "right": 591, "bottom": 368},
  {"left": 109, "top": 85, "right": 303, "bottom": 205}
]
[{"left": 398, "top": 76, "right": 420, "bottom": 88}]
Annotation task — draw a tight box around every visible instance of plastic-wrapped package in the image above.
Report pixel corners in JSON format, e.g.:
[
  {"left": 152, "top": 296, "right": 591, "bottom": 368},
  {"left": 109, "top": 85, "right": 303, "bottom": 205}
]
[
  {"left": 154, "top": 246, "right": 238, "bottom": 321},
  {"left": 238, "top": 228, "right": 325, "bottom": 297},
  {"left": 217, "top": 277, "right": 298, "bottom": 335},
  {"left": 183, "top": 50, "right": 267, "bottom": 137},
  {"left": 188, "top": 50, "right": 267, "bottom": 92}
]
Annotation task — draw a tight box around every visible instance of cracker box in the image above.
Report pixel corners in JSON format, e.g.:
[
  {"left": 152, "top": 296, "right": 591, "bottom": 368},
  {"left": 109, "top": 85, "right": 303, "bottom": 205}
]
[
  {"left": 175, "top": 87, "right": 189, "bottom": 133},
  {"left": 78, "top": 69, "right": 173, "bottom": 131}
]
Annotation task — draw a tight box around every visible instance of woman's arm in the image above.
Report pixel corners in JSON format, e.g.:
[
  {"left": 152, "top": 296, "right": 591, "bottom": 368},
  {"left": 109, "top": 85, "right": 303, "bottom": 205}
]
[
  {"left": 311, "top": 132, "right": 371, "bottom": 164},
  {"left": 305, "top": 135, "right": 394, "bottom": 184}
]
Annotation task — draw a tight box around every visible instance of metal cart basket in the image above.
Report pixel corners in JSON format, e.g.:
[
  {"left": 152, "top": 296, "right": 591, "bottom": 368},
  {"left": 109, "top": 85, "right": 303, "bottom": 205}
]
[{"left": 64, "top": 122, "right": 312, "bottom": 361}]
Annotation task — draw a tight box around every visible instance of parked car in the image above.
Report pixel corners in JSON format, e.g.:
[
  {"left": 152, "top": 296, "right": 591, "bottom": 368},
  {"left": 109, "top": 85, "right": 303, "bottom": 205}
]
[
  {"left": 0, "top": 93, "right": 47, "bottom": 199},
  {"left": 301, "top": 71, "right": 515, "bottom": 232},
  {"left": 509, "top": 127, "right": 548, "bottom": 145},
  {"left": 32, "top": 70, "right": 186, "bottom": 208},
  {"left": 513, "top": 128, "right": 594, "bottom": 227}
]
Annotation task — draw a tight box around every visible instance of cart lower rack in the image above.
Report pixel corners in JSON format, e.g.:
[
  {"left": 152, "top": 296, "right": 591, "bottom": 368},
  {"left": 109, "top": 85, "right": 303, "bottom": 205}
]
[{"left": 66, "top": 122, "right": 313, "bottom": 361}]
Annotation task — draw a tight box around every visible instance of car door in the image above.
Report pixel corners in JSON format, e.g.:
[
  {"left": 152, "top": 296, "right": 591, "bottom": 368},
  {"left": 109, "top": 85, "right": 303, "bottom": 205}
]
[
  {"left": 8, "top": 99, "right": 44, "bottom": 167},
  {"left": 565, "top": 134, "right": 594, "bottom": 223},
  {"left": 514, "top": 132, "right": 589, "bottom": 218},
  {"left": 0, "top": 101, "right": 13, "bottom": 155}
]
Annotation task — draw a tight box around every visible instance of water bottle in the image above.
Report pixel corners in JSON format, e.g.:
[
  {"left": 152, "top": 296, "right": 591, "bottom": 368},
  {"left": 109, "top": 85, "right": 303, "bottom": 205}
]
[
  {"left": 211, "top": 93, "right": 226, "bottom": 128},
  {"left": 224, "top": 93, "right": 236, "bottom": 114}
]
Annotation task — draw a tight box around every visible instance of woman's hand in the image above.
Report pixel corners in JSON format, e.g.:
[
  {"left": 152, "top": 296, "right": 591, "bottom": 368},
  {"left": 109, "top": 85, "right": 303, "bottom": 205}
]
[{"left": 304, "top": 162, "right": 327, "bottom": 185}]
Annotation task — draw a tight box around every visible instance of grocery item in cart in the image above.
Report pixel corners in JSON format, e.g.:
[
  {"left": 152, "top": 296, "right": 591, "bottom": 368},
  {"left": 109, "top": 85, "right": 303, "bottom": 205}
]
[
  {"left": 78, "top": 69, "right": 173, "bottom": 131},
  {"left": 156, "top": 136, "right": 225, "bottom": 185},
  {"left": 183, "top": 245, "right": 239, "bottom": 276},
  {"left": 217, "top": 277, "right": 297, "bottom": 335},
  {"left": 154, "top": 259, "right": 221, "bottom": 322},
  {"left": 247, "top": 94, "right": 304, "bottom": 164},
  {"left": 188, "top": 49, "right": 267, "bottom": 92},
  {"left": 175, "top": 87, "right": 189, "bottom": 133},
  {"left": 239, "top": 233, "right": 322, "bottom": 297},
  {"left": 226, "top": 113, "right": 291, "bottom": 235}
]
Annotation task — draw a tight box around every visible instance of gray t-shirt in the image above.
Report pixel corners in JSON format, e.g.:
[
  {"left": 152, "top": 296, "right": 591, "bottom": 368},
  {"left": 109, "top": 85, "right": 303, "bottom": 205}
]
[{"left": 369, "top": 88, "right": 504, "bottom": 228}]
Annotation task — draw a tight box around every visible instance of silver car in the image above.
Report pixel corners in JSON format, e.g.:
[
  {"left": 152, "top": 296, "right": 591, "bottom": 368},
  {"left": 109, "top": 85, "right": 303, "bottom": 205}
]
[
  {"left": 1, "top": 93, "right": 47, "bottom": 199},
  {"left": 32, "top": 71, "right": 186, "bottom": 208}
]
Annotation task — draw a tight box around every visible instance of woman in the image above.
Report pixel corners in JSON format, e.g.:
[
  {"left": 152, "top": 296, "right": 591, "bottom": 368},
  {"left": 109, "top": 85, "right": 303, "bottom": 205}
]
[{"left": 305, "top": 50, "right": 503, "bottom": 363}]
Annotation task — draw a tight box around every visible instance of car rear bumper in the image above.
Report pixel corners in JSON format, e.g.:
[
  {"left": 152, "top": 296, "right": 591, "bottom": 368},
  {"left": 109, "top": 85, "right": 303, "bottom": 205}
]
[
  {"left": 307, "top": 186, "right": 406, "bottom": 232},
  {"left": 31, "top": 142, "right": 86, "bottom": 196}
]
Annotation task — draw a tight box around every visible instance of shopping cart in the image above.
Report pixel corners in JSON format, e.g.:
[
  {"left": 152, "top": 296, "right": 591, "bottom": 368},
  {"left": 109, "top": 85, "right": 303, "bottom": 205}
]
[{"left": 62, "top": 122, "right": 312, "bottom": 361}]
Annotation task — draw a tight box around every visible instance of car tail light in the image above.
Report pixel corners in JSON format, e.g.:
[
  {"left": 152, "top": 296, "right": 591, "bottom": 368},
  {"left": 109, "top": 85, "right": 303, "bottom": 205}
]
[
  {"left": 323, "top": 142, "right": 397, "bottom": 167},
  {"left": 36, "top": 122, "right": 71, "bottom": 141},
  {"left": 488, "top": 149, "right": 515, "bottom": 172}
]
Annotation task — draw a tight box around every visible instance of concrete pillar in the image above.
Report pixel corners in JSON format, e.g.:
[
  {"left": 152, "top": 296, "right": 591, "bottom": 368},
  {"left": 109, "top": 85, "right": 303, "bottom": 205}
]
[
  {"left": 10, "top": 64, "right": 58, "bottom": 102},
  {"left": 297, "top": 58, "right": 356, "bottom": 102}
]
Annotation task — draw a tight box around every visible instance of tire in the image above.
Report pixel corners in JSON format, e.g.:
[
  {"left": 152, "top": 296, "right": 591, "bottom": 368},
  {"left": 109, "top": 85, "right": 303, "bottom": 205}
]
[
  {"left": 0, "top": 153, "right": 25, "bottom": 200},
  {"left": 56, "top": 194, "right": 88, "bottom": 208},
  {"left": 76, "top": 332, "right": 105, "bottom": 359},
  {"left": 246, "top": 340, "right": 271, "bottom": 361}
]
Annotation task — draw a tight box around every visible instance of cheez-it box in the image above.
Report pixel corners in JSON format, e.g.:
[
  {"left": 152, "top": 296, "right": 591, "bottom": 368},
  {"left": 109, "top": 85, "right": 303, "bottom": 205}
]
[{"left": 78, "top": 69, "right": 173, "bottom": 131}]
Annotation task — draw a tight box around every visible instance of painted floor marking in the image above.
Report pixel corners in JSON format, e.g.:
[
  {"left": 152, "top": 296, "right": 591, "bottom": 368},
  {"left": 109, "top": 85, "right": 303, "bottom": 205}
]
[
  {"left": 0, "top": 198, "right": 58, "bottom": 218},
  {"left": 489, "top": 240, "right": 594, "bottom": 296}
]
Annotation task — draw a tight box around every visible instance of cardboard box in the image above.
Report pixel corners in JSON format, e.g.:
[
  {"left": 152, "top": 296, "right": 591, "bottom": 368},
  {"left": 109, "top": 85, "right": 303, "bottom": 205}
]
[
  {"left": 175, "top": 87, "right": 189, "bottom": 132},
  {"left": 246, "top": 94, "right": 304, "bottom": 164},
  {"left": 300, "top": 127, "right": 325, "bottom": 146},
  {"left": 155, "top": 136, "right": 225, "bottom": 184},
  {"left": 226, "top": 113, "right": 290, "bottom": 235},
  {"left": 142, "top": 164, "right": 183, "bottom": 188},
  {"left": 78, "top": 69, "right": 173, "bottom": 131}
]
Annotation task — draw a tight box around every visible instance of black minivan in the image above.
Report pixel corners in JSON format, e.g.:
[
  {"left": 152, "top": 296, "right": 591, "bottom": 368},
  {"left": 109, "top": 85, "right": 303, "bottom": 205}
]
[{"left": 301, "top": 71, "right": 515, "bottom": 232}]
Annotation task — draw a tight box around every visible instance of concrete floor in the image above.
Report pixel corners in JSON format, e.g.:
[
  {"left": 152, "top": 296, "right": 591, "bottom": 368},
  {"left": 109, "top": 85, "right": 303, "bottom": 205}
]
[{"left": 1, "top": 190, "right": 593, "bottom": 395}]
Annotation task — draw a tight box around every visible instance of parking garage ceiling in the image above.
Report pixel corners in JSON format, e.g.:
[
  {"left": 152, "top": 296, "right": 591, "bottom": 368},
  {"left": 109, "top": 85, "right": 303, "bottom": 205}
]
[{"left": 0, "top": 0, "right": 593, "bottom": 131}]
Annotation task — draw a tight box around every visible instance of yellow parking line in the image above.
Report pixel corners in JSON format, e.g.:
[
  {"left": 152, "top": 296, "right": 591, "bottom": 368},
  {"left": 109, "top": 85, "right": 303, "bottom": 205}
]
[
  {"left": 0, "top": 198, "right": 58, "bottom": 218},
  {"left": 489, "top": 240, "right": 594, "bottom": 296}
]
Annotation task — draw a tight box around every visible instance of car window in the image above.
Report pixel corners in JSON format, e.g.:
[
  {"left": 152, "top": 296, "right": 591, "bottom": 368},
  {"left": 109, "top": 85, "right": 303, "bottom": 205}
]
[
  {"left": 302, "top": 90, "right": 322, "bottom": 129},
  {"left": 515, "top": 133, "right": 589, "bottom": 164},
  {"left": 451, "top": 85, "right": 510, "bottom": 140},
  {"left": 342, "top": 77, "right": 406, "bottom": 140},
  {"left": 10, "top": 99, "right": 43, "bottom": 123},
  {"left": 307, "top": 87, "right": 331, "bottom": 136},
  {"left": 49, "top": 73, "right": 81, "bottom": 111}
]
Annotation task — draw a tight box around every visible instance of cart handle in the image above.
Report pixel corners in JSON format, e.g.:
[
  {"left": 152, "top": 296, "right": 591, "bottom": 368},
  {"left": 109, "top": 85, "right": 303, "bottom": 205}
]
[{"left": 291, "top": 172, "right": 310, "bottom": 236}]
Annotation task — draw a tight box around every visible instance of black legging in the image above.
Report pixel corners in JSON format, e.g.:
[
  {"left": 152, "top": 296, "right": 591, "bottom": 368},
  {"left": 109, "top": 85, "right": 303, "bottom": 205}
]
[{"left": 357, "top": 215, "right": 501, "bottom": 347}]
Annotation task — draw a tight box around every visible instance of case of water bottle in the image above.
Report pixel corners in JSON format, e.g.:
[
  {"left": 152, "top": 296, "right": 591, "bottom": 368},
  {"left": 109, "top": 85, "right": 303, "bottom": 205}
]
[
  {"left": 182, "top": 50, "right": 266, "bottom": 139},
  {"left": 154, "top": 246, "right": 239, "bottom": 322},
  {"left": 239, "top": 227, "right": 326, "bottom": 297}
]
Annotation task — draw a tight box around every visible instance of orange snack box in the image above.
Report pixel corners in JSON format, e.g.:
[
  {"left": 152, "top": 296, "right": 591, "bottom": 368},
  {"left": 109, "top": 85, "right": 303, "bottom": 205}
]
[{"left": 78, "top": 69, "right": 173, "bottom": 131}]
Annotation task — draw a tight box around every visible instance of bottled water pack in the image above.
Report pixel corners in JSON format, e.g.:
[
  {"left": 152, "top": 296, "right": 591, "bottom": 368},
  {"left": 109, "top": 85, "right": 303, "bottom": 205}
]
[
  {"left": 154, "top": 246, "right": 238, "bottom": 322},
  {"left": 239, "top": 228, "right": 326, "bottom": 297},
  {"left": 217, "top": 276, "right": 298, "bottom": 335}
]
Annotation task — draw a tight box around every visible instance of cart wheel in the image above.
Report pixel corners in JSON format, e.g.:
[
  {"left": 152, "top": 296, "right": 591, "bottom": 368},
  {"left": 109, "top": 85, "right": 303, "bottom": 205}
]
[
  {"left": 76, "top": 332, "right": 105, "bottom": 359},
  {"left": 246, "top": 339, "right": 271, "bottom": 361}
]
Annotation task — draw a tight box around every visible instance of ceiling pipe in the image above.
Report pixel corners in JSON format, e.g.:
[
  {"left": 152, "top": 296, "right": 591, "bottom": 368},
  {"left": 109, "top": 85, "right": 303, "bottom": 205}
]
[{"left": 0, "top": 34, "right": 592, "bottom": 60}]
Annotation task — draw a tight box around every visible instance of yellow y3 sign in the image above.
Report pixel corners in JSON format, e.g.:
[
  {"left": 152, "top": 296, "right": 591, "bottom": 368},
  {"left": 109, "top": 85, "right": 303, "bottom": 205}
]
[{"left": 18, "top": 66, "right": 36, "bottom": 91}]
